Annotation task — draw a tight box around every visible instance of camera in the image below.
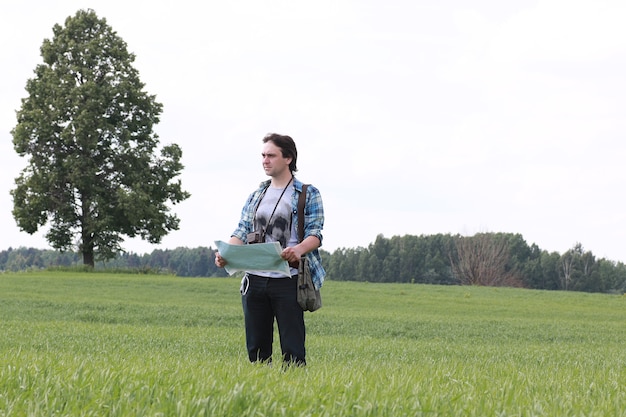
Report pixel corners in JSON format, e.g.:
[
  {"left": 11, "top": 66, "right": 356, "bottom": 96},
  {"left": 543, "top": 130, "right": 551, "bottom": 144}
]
[{"left": 247, "top": 230, "right": 265, "bottom": 244}]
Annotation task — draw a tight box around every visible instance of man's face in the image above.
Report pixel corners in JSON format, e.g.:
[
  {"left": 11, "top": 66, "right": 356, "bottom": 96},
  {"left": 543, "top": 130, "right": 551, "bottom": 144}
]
[{"left": 261, "top": 141, "right": 291, "bottom": 178}]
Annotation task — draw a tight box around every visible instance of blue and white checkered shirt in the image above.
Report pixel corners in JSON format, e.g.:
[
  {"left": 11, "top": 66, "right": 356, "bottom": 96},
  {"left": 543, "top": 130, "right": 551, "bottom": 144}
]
[{"left": 231, "top": 177, "right": 326, "bottom": 289}]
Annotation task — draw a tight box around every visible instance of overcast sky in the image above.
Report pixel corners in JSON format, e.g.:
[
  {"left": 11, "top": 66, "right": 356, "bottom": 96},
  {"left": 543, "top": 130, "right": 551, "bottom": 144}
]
[{"left": 2, "top": 0, "right": 626, "bottom": 262}]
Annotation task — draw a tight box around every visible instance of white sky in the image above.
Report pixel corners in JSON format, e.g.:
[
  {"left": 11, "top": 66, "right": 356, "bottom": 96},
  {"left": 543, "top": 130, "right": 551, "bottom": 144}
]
[{"left": 1, "top": 0, "right": 626, "bottom": 262}]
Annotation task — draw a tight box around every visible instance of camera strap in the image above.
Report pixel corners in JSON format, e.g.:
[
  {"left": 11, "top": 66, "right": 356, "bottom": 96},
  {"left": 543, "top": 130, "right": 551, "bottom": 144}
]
[{"left": 254, "top": 176, "right": 293, "bottom": 234}]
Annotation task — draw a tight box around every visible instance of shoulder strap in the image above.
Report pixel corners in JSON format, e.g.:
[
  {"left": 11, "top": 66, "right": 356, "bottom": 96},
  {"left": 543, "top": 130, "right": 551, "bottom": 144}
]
[{"left": 297, "top": 184, "right": 309, "bottom": 243}]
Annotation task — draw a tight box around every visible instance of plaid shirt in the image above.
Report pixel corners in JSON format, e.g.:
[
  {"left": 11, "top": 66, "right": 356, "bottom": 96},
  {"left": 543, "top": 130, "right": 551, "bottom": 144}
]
[{"left": 231, "top": 177, "right": 326, "bottom": 289}]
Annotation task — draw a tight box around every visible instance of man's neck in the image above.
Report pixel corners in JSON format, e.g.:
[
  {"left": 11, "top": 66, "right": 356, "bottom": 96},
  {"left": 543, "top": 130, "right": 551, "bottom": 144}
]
[{"left": 270, "top": 173, "right": 293, "bottom": 188}]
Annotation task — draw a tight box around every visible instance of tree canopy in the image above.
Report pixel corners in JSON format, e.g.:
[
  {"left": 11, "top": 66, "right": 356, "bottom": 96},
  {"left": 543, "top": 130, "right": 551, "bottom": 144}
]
[{"left": 11, "top": 9, "right": 190, "bottom": 266}]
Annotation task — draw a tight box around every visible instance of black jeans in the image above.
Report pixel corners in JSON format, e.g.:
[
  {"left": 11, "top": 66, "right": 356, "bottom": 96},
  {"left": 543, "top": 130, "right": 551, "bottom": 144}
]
[{"left": 241, "top": 274, "right": 306, "bottom": 365}]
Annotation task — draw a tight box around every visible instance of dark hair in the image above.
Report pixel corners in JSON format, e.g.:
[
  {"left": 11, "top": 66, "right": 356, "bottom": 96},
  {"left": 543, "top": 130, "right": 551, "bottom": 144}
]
[{"left": 263, "top": 133, "right": 298, "bottom": 173}]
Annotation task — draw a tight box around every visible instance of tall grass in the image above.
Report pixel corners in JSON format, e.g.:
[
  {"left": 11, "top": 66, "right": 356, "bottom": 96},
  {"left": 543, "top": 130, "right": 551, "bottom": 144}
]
[{"left": 1, "top": 271, "right": 624, "bottom": 416}]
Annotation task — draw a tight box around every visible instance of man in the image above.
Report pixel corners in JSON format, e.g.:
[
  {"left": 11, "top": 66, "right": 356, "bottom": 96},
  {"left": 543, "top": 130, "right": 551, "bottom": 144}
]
[{"left": 215, "top": 133, "right": 325, "bottom": 366}]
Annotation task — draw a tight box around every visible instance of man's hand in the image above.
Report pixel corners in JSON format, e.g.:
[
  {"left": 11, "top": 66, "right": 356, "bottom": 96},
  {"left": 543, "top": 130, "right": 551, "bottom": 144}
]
[
  {"left": 214, "top": 252, "right": 226, "bottom": 268},
  {"left": 281, "top": 245, "right": 304, "bottom": 266},
  {"left": 214, "top": 237, "right": 244, "bottom": 268},
  {"left": 282, "top": 236, "right": 322, "bottom": 267}
]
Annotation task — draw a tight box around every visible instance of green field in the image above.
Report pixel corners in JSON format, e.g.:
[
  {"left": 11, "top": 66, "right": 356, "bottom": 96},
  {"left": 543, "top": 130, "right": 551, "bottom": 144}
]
[{"left": 1, "top": 272, "right": 624, "bottom": 416}]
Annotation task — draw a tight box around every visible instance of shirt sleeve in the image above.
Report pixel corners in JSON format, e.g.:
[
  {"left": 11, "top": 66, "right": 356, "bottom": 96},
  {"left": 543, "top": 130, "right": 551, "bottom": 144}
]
[
  {"left": 303, "top": 185, "right": 324, "bottom": 245},
  {"left": 231, "top": 191, "right": 257, "bottom": 243}
]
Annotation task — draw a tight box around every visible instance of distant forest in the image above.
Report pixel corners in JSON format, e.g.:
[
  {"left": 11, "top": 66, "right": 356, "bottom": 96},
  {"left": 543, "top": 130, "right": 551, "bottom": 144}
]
[{"left": 2, "top": 233, "right": 625, "bottom": 294}]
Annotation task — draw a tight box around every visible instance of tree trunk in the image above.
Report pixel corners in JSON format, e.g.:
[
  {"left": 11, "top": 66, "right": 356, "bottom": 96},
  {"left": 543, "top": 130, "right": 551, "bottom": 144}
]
[
  {"left": 81, "top": 223, "right": 95, "bottom": 268},
  {"left": 83, "top": 248, "right": 95, "bottom": 268}
]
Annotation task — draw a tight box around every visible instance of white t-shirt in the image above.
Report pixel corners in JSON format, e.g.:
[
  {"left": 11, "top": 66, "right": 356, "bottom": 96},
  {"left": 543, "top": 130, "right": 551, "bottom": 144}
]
[{"left": 251, "top": 184, "right": 298, "bottom": 277}]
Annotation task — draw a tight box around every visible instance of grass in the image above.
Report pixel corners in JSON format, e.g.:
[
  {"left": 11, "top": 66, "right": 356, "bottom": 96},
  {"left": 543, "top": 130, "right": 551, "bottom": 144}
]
[{"left": 0, "top": 271, "right": 625, "bottom": 416}]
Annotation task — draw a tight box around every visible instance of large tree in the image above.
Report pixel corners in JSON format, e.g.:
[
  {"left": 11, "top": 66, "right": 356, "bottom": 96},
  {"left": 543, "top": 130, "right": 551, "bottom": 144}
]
[{"left": 11, "top": 9, "right": 190, "bottom": 267}]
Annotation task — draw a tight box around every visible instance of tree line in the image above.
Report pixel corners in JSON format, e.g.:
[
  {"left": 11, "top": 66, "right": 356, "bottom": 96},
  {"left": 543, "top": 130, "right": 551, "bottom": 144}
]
[
  {"left": 329, "top": 233, "right": 626, "bottom": 293},
  {"left": 0, "top": 246, "right": 226, "bottom": 278},
  {"left": 2, "top": 233, "right": 625, "bottom": 294}
]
